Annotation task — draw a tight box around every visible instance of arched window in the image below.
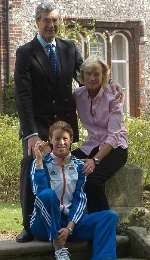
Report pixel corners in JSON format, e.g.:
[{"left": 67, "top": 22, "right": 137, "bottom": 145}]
[
  {"left": 112, "top": 34, "right": 129, "bottom": 113},
  {"left": 89, "top": 33, "right": 107, "bottom": 62}
]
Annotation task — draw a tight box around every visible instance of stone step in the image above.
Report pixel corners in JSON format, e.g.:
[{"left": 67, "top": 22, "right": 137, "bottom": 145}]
[
  {"left": 0, "top": 235, "right": 129, "bottom": 260},
  {"left": 127, "top": 226, "right": 150, "bottom": 260}
]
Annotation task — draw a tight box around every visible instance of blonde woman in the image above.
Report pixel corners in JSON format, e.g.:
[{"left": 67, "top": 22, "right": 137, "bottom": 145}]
[{"left": 72, "top": 56, "right": 128, "bottom": 213}]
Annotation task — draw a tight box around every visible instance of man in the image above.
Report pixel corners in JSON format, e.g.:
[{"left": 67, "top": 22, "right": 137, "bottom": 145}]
[{"left": 14, "top": 2, "right": 83, "bottom": 242}]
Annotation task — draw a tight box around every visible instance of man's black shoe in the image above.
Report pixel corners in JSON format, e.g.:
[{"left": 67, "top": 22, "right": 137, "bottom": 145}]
[{"left": 16, "top": 229, "right": 33, "bottom": 243}]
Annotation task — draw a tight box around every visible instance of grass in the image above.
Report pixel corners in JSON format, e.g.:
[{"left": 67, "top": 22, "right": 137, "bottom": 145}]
[{"left": 0, "top": 202, "right": 22, "bottom": 233}]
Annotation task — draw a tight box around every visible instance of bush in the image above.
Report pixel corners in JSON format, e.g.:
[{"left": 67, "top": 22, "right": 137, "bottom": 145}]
[
  {"left": 0, "top": 115, "right": 22, "bottom": 202},
  {"left": 4, "top": 76, "right": 17, "bottom": 115},
  {"left": 125, "top": 116, "right": 150, "bottom": 184},
  {"left": 0, "top": 114, "right": 149, "bottom": 202}
]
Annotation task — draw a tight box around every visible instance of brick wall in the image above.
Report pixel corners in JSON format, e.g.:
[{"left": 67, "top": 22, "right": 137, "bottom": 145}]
[
  {"left": 0, "top": 0, "right": 9, "bottom": 111},
  {"left": 9, "top": 0, "right": 22, "bottom": 73},
  {"left": 0, "top": 0, "right": 22, "bottom": 112},
  {"left": 0, "top": 0, "right": 8, "bottom": 87}
]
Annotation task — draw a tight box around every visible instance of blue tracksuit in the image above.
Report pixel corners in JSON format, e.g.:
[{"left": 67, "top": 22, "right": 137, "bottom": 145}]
[{"left": 30, "top": 152, "right": 118, "bottom": 260}]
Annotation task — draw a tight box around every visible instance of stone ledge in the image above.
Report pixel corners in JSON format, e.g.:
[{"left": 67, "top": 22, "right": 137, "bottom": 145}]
[
  {"left": 0, "top": 240, "right": 53, "bottom": 256},
  {"left": 0, "top": 235, "right": 129, "bottom": 260},
  {"left": 106, "top": 165, "right": 143, "bottom": 212},
  {"left": 0, "top": 240, "right": 90, "bottom": 257},
  {"left": 127, "top": 226, "right": 150, "bottom": 260}
]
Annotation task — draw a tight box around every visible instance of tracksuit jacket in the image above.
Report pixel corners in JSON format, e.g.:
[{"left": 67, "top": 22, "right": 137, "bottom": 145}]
[{"left": 30, "top": 152, "right": 87, "bottom": 226}]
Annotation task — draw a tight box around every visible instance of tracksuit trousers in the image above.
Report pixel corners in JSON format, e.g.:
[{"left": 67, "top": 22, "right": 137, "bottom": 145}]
[{"left": 30, "top": 188, "right": 118, "bottom": 260}]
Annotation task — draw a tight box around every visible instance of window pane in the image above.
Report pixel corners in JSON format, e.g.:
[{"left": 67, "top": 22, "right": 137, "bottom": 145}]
[
  {"left": 89, "top": 34, "right": 106, "bottom": 61},
  {"left": 76, "top": 34, "right": 85, "bottom": 59},
  {"left": 112, "top": 63, "right": 129, "bottom": 113},
  {"left": 112, "top": 35, "right": 127, "bottom": 60},
  {"left": 112, "top": 63, "right": 127, "bottom": 87}
]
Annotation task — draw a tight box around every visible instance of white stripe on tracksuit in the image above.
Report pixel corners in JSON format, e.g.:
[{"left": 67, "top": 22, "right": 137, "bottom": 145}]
[
  {"left": 35, "top": 197, "right": 52, "bottom": 226},
  {"left": 30, "top": 207, "right": 36, "bottom": 227},
  {"left": 72, "top": 182, "right": 87, "bottom": 223},
  {"left": 30, "top": 197, "right": 52, "bottom": 228},
  {"left": 30, "top": 160, "right": 37, "bottom": 194}
]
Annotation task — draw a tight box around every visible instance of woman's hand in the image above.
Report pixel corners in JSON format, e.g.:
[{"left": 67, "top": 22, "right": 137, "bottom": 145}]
[
  {"left": 57, "top": 228, "right": 70, "bottom": 246},
  {"left": 110, "top": 81, "right": 124, "bottom": 103},
  {"left": 34, "top": 140, "right": 50, "bottom": 168},
  {"left": 84, "top": 159, "right": 95, "bottom": 176}
]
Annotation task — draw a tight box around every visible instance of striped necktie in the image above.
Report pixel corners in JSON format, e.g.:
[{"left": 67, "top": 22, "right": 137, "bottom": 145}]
[{"left": 46, "top": 44, "right": 58, "bottom": 74}]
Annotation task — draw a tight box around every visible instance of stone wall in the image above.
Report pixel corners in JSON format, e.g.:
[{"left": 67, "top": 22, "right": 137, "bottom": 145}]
[{"left": 7, "top": 0, "right": 150, "bottom": 112}]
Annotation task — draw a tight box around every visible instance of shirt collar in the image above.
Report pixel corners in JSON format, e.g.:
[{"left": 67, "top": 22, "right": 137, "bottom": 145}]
[
  {"left": 37, "top": 33, "right": 56, "bottom": 49},
  {"left": 86, "top": 86, "right": 105, "bottom": 101}
]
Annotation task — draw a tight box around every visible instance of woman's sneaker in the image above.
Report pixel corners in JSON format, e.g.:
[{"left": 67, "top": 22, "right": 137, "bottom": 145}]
[{"left": 55, "top": 248, "right": 70, "bottom": 260}]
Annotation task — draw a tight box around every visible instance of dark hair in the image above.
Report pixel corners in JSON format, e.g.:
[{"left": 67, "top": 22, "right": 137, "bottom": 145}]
[
  {"left": 35, "top": 2, "right": 58, "bottom": 21},
  {"left": 49, "top": 121, "right": 73, "bottom": 140}
]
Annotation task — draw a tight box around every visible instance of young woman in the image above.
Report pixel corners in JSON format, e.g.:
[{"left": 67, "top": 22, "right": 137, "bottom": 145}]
[
  {"left": 30, "top": 121, "right": 118, "bottom": 260},
  {"left": 72, "top": 56, "right": 128, "bottom": 213}
]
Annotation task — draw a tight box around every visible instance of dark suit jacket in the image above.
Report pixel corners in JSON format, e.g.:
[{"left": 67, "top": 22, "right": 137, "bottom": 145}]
[{"left": 14, "top": 36, "right": 83, "bottom": 142}]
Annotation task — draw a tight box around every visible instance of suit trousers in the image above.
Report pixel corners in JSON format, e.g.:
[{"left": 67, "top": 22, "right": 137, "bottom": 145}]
[
  {"left": 30, "top": 188, "right": 118, "bottom": 260},
  {"left": 19, "top": 139, "right": 35, "bottom": 231},
  {"left": 72, "top": 147, "right": 128, "bottom": 213}
]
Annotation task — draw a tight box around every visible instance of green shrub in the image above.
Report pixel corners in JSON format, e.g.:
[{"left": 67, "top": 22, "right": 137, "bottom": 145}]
[
  {"left": 125, "top": 116, "right": 150, "bottom": 184},
  {"left": 4, "top": 76, "right": 17, "bottom": 115},
  {"left": 0, "top": 115, "right": 22, "bottom": 202},
  {"left": 0, "top": 114, "right": 150, "bottom": 202}
]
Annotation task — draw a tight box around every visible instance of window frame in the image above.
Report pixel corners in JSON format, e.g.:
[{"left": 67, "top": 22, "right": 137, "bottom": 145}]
[{"left": 111, "top": 33, "right": 130, "bottom": 113}]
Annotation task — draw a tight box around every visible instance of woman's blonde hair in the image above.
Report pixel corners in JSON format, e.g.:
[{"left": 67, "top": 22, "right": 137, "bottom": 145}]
[{"left": 79, "top": 56, "right": 110, "bottom": 87}]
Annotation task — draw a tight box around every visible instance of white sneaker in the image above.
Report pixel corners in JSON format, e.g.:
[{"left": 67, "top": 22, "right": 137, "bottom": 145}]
[{"left": 55, "top": 248, "right": 70, "bottom": 260}]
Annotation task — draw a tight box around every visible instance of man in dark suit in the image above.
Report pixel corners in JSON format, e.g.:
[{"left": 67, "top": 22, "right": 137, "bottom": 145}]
[{"left": 14, "top": 2, "right": 83, "bottom": 242}]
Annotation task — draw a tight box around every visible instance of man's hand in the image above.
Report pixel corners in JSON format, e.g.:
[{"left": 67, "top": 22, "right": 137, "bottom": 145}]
[
  {"left": 27, "top": 136, "right": 42, "bottom": 157},
  {"left": 110, "top": 81, "right": 124, "bottom": 103},
  {"left": 84, "top": 159, "right": 95, "bottom": 176}
]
